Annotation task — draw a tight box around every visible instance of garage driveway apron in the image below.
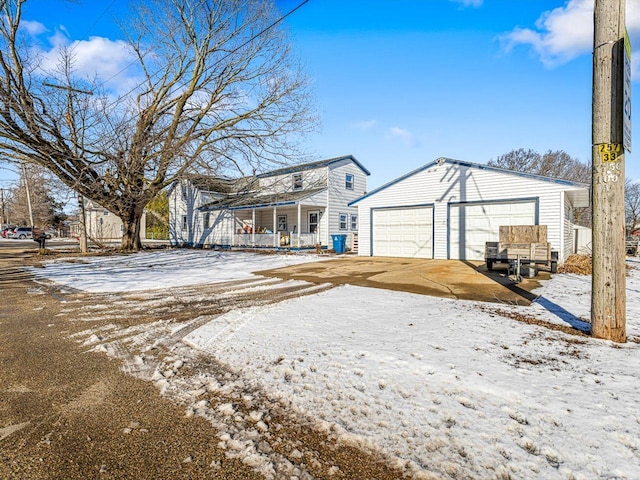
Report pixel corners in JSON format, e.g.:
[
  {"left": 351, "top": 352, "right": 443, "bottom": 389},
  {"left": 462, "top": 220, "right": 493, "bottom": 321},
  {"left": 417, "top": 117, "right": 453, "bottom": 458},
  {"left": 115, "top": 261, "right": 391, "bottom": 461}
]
[{"left": 258, "top": 256, "right": 547, "bottom": 305}]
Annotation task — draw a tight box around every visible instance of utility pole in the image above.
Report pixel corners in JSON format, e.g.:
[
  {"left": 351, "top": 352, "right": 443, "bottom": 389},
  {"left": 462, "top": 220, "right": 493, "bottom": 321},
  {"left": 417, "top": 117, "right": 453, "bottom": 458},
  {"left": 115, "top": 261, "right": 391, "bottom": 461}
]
[
  {"left": 591, "top": 0, "right": 627, "bottom": 342},
  {"left": 43, "top": 82, "right": 93, "bottom": 253},
  {"left": 0, "top": 187, "right": 5, "bottom": 231},
  {"left": 21, "top": 162, "right": 35, "bottom": 229}
]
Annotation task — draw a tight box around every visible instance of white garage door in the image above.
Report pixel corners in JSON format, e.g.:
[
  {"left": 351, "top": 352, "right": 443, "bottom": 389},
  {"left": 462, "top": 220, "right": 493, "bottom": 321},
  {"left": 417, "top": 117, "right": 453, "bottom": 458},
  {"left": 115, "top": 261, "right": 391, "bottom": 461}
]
[
  {"left": 372, "top": 207, "right": 433, "bottom": 258},
  {"left": 449, "top": 201, "right": 536, "bottom": 260}
]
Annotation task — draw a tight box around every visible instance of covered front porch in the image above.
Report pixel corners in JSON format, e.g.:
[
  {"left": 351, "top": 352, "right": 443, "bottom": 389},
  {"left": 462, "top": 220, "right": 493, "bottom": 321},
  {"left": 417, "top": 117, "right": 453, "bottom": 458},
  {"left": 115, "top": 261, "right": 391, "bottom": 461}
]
[
  {"left": 231, "top": 204, "right": 325, "bottom": 249},
  {"left": 200, "top": 189, "right": 328, "bottom": 250}
]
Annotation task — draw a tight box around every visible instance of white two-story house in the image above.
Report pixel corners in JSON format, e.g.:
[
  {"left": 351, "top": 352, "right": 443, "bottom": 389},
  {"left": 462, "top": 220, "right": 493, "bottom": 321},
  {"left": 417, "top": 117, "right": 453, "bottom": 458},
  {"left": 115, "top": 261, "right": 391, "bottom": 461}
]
[{"left": 168, "top": 155, "right": 370, "bottom": 250}]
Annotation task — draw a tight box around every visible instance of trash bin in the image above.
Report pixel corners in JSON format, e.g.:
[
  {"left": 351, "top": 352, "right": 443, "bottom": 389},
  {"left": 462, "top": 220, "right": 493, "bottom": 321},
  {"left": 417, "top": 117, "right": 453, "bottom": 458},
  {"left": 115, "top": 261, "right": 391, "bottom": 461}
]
[{"left": 331, "top": 234, "right": 347, "bottom": 254}]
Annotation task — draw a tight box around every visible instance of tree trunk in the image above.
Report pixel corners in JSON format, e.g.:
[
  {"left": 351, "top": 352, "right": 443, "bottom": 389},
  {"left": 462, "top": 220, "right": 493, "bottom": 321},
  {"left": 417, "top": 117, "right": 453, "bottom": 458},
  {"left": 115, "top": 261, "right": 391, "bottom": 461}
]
[{"left": 121, "top": 209, "right": 144, "bottom": 252}]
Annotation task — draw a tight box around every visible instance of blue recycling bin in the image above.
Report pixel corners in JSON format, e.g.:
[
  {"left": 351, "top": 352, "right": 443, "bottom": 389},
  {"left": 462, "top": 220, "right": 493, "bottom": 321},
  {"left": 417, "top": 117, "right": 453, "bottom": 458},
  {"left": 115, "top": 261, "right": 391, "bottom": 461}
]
[{"left": 331, "top": 234, "right": 347, "bottom": 254}]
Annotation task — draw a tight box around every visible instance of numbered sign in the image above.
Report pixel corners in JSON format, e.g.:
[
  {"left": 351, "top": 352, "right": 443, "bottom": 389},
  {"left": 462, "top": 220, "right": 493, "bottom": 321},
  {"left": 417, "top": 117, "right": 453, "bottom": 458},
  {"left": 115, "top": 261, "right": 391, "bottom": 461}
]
[{"left": 598, "top": 143, "right": 622, "bottom": 162}]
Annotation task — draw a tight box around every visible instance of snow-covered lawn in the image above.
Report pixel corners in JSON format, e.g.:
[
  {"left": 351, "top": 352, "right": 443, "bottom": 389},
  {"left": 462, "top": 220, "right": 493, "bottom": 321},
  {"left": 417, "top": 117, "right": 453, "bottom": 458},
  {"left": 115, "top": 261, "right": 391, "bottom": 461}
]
[
  {"left": 33, "top": 249, "right": 329, "bottom": 293},
  {"left": 32, "top": 251, "right": 640, "bottom": 479}
]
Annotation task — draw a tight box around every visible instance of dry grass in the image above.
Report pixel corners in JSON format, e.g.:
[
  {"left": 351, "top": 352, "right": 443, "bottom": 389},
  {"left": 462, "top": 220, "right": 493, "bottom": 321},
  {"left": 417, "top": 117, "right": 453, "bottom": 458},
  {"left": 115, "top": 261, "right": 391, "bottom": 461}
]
[
  {"left": 558, "top": 254, "right": 592, "bottom": 275},
  {"left": 559, "top": 254, "right": 635, "bottom": 276}
]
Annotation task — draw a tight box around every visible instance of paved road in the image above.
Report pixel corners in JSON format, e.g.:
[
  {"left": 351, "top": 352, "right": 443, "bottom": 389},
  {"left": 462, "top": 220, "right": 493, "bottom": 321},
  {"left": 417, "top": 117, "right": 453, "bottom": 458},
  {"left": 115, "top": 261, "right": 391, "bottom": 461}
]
[{"left": 0, "top": 248, "right": 407, "bottom": 480}]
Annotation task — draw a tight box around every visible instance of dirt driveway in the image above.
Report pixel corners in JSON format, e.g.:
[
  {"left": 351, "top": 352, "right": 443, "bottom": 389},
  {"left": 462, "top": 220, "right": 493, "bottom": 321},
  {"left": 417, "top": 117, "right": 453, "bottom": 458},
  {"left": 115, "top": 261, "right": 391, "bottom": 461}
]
[{"left": 259, "top": 256, "right": 549, "bottom": 305}]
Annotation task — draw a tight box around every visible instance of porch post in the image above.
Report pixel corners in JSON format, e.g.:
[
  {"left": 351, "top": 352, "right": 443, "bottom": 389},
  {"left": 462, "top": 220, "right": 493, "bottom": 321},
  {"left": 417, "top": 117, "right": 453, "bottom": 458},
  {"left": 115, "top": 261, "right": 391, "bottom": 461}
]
[
  {"left": 252, "top": 208, "right": 255, "bottom": 246},
  {"left": 232, "top": 210, "right": 236, "bottom": 248},
  {"left": 273, "top": 206, "right": 277, "bottom": 247},
  {"left": 297, "top": 202, "right": 302, "bottom": 248}
]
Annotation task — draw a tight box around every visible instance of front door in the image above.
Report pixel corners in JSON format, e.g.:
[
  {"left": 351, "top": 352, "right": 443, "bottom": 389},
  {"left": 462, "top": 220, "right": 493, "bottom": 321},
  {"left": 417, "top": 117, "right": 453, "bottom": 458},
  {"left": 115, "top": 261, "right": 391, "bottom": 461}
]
[{"left": 309, "top": 211, "right": 319, "bottom": 234}]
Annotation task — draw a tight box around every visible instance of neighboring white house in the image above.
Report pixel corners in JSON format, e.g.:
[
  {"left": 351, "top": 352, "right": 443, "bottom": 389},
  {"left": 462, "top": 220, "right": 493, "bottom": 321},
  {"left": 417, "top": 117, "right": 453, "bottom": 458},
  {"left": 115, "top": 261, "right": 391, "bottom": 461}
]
[
  {"left": 70, "top": 199, "right": 147, "bottom": 242},
  {"left": 350, "top": 158, "right": 590, "bottom": 262},
  {"left": 168, "top": 155, "right": 370, "bottom": 250}
]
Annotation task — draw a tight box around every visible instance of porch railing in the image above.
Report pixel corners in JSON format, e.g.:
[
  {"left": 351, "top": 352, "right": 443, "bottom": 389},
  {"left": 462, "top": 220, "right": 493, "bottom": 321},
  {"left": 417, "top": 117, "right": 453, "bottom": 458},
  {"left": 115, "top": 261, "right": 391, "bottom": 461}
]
[{"left": 232, "top": 232, "right": 318, "bottom": 248}]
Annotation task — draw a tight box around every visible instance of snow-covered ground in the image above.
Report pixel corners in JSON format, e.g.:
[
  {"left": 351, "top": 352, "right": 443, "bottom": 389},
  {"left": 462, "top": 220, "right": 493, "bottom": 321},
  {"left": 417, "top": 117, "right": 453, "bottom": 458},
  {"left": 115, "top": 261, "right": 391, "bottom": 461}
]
[{"left": 31, "top": 250, "right": 640, "bottom": 479}]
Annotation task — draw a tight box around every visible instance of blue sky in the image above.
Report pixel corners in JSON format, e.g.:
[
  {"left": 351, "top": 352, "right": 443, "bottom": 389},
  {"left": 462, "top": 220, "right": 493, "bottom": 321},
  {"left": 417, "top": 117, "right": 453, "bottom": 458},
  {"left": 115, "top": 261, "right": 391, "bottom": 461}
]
[
  {"left": 2, "top": 0, "right": 640, "bottom": 192},
  {"left": 274, "top": 0, "right": 640, "bottom": 188}
]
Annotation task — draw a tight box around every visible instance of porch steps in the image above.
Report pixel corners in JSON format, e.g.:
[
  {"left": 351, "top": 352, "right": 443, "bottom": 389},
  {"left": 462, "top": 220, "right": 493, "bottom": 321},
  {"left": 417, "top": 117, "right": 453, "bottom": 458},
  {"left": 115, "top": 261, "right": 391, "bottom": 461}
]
[{"left": 351, "top": 233, "right": 358, "bottom": 253}]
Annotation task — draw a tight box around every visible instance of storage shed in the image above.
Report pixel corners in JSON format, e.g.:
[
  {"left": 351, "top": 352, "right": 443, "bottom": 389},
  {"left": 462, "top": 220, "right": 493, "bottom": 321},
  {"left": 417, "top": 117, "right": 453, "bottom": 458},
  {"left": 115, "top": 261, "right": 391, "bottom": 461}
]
[{"left": 350, "top": 158, "right": 590, "bottom": 262}]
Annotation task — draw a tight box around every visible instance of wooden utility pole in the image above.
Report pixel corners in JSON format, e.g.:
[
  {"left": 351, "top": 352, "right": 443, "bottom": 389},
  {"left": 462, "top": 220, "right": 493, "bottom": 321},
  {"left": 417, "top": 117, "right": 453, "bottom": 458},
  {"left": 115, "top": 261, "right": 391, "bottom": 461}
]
[
  {"left": 43, "top": 82, "right": 93, "bottom": 253},
  {"left": 591, "top": 0, "right": 627, "bottom": 342},
  {"left": 21, "top": 162, "right": 35, "bottom": 228},
  {"left": 0, "top": 188, "right": 5, "bottom": 230}
]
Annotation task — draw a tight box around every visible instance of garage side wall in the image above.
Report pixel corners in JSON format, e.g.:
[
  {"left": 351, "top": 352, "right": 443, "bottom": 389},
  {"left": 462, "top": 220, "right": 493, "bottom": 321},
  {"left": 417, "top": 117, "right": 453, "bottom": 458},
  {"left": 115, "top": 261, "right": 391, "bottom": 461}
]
[{"left": 355, "top": 163, "right": 581, "bottom": 260}]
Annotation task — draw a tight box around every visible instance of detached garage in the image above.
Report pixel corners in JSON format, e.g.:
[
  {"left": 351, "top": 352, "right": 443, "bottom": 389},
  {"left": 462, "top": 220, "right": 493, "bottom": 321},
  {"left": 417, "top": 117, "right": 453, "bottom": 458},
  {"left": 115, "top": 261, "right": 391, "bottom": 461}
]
[{"left": 351, "top": 158, "right": 590, "bottom": 262}]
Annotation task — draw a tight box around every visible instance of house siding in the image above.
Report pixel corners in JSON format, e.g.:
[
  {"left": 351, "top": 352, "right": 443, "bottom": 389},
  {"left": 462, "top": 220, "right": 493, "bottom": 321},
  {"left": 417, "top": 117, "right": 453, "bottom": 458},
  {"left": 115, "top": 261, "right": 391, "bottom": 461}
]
[
  {"left": 169, "top": 179, "right": 222, "bottom": 246},
  {"left": 355, "top": 162, "right": 585, "bottom": 261},
  {"left": 563, "top": 193, "right": 575, "bottom": 260},
  {"left": 327, "top": 160, "right": 368, "bottom": 249},
  {"left": 259, "top": 168, "right": 327, "bottom": 194}
]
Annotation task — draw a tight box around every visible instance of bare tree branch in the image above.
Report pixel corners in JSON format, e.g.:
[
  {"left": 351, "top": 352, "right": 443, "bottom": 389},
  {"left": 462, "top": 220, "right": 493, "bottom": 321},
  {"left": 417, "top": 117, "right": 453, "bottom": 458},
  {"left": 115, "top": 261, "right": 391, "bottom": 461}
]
[{"left": 0, "top": 0, "right": 315, "bottom": 251}]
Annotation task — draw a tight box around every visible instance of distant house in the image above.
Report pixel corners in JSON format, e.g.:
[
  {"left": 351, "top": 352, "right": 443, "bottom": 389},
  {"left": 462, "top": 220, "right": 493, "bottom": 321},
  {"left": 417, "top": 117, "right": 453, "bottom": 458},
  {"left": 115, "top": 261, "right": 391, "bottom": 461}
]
[
  {"left": 350, "top": 158, "right": 590, "bottom": 262},
  {"left": 168, "top": 155, "right": 370, "bottom": 250},
  {"left": 70, "top": 199, "right": 147, "bottom": 242}
]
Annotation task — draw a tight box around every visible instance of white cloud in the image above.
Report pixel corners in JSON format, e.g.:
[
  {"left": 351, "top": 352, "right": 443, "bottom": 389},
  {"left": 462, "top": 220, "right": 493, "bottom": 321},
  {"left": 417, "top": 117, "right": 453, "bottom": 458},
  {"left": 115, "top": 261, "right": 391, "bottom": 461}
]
[
  {"left": 386, "top": 126, "right": 418, "bottom": 148},
  {"left": 20, "top": 20, "right": 47, "bottom": 36},
  {"left": 501, "top": 0, "right": 593, "bottom": 66},
  {"left": 38, "top": 35, "right": 140, "bottom": 93},
  {"left": 351, "top": 119, "right": 376, "bottom": 131},
  {"left": 502, "top": 0, "right": 640, "bottom": 69},
  {"left": 450, "top": 0, "right": 483, "bottom": 7}
]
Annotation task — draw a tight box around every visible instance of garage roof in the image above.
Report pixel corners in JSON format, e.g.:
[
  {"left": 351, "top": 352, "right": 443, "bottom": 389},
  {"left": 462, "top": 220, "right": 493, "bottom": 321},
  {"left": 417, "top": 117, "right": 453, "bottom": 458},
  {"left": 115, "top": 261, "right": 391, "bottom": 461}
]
[{"left": 350, "top": 157, "right": 590, "bottom": 207}]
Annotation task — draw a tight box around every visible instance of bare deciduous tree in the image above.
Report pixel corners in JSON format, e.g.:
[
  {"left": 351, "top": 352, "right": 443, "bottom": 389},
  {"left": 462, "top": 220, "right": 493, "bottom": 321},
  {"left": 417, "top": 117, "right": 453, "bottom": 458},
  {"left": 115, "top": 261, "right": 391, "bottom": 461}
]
[
  {"left": 7, "top": 164, "right": 66, "bottom": 228},
  {"left": 488, "top": 148, "right": 591, "bottom": 183},
  {"left": 626, "top": 179, "right": 640, "bottom": 233},
  {"left": 489, "top": 148, "right": 592, "bottom": 226},
  {"left": 0, "top": 0, "right": 315, "bottom": 251}
]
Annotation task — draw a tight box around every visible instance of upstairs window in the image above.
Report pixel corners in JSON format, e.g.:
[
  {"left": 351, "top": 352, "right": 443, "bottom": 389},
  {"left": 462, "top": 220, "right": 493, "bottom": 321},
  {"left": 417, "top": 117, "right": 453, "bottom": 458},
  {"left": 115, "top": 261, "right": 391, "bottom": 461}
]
[
  {"left": 345, "top": 173, "right": 354, "bottom": 190},
  {"left": 292, "top": 173, "right": 303, "bottom": 190},
  {"left": 181, "top": 184, "right": 187, "bottom": 199}
]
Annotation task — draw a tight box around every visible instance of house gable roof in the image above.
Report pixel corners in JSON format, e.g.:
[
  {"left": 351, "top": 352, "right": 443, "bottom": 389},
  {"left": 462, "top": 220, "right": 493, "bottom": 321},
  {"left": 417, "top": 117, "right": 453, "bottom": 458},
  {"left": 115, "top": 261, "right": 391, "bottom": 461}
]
[
  {"left": 199, "top": 188, "right": 326, "bottom": 212},
  {"left": 350, "top": 157, "right": 590, "bottom": 206},
  {"left": 256, "top": 155, "right": 370, "bottom": 179},
  {"left": 167, "top": 155, "right": 369, "bottom": 197},
  {"left": 166, "top": 174, "right": 257, "bottom": 197}
]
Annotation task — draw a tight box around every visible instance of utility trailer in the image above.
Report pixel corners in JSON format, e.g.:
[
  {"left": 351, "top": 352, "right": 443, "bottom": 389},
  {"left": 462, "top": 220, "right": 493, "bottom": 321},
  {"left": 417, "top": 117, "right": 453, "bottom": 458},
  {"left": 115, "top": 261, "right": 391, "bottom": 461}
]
[{"left": 485, "top": 225, "right": 558, "bottom": 281}]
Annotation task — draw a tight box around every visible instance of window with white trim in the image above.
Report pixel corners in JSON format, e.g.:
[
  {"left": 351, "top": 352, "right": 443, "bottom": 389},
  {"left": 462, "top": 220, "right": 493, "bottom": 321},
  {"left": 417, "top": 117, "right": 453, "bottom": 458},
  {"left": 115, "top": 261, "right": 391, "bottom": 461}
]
[
  {"left": 350, "top": 214, "right": 358, "bottom": 231},
  {"left": 181, "top": 184, "right": 187, "bottom": 199},
  {"left": 182, "top": 215, "right": 187, "bottom": 230},
  {"left": 339, "top": 213, "right": 348, "bottom": 230},
  {"left": 203, "top": 212, "right": 211, "bottom": 229},
  {"left": 345, "top": 173, "right": 354, "bottom": 190},
  {"left": 277, "top": 215, "right": 287, "bottom": 231},
  {"left": 292, "top": 173, "right": 303, "bottom": 190}
]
